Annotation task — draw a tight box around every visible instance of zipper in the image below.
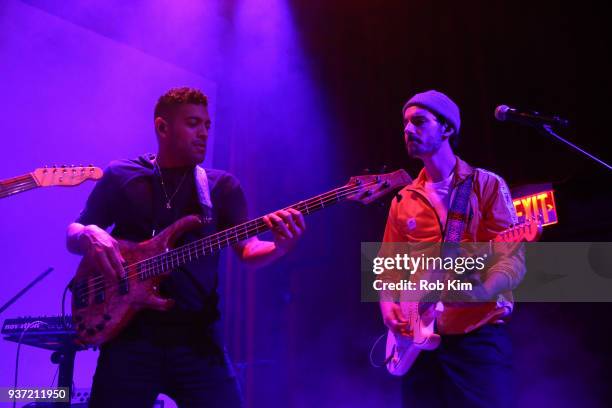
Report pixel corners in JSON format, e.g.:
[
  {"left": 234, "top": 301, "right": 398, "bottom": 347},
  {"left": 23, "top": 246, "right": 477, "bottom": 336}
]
[{"left": 403, "top": 187, "right": 445, "bottom": 238}]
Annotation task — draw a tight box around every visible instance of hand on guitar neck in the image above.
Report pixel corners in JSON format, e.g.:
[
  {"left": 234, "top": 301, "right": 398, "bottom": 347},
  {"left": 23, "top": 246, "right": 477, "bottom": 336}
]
[{"left": 262, "top": 208, "right": 306, "bottom": 255}]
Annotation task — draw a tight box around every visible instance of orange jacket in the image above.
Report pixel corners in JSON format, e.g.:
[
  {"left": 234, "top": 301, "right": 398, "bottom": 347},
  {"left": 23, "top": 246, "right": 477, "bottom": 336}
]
[{"left": 382, "top": 156, "right": 526, "bottom": 334}]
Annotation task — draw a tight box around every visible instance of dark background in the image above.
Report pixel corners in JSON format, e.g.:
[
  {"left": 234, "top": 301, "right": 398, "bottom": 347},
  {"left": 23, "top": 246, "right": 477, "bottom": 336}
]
[{"left": 249, "top": 1, "right": 612, "bottom": 406}]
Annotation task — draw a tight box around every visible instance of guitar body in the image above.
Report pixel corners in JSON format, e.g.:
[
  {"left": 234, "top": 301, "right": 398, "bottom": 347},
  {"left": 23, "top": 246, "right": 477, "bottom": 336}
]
[
  {"left": 385, "top": 299, "right": 442, "bottom": 376},
  {"left": 71, "top": 215, "right": 202, "bottom": 346}
]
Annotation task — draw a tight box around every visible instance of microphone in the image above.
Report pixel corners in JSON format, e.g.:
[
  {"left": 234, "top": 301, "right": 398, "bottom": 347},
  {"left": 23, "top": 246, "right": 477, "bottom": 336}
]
[{"left": 494, "top": 105, "right": 569, "bottom": 128}]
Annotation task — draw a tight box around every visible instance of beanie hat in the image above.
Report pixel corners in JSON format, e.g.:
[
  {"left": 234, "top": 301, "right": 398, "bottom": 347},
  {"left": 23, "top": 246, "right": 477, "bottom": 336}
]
[{"left": 403, "top": 90, "right": 461, "bottom": 134}]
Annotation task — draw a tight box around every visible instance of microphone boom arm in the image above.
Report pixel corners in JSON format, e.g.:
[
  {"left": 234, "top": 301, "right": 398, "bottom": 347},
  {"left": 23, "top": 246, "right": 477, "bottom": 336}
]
[{"left": 540, "top": 124, "right": 612, "bottom": 172}]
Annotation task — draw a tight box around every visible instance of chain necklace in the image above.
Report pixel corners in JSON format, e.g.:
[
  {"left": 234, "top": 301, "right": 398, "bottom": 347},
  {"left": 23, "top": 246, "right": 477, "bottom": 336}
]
[{"left": 154, "top": 160, "right": 189, "bottom": 209}]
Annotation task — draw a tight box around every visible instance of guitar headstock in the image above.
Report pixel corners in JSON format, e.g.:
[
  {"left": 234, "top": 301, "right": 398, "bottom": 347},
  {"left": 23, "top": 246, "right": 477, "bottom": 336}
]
[
  {"left": 494, "top": 216, "right": 543, "bottom": 243},
  {"left": 31, "top": 165, "right": 103, "bottom": 187},
  {"left": 345, "top": 169, "right": 412, "bottom": 205}
]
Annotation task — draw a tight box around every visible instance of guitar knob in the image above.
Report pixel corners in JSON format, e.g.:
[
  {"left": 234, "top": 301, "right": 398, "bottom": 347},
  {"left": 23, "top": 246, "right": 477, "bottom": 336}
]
[
  {"left": 95, "top": 323, "right": 105, "bottom": 331},
  {"left": 103, "top": 314, "right": 112, "bottom": 321}
]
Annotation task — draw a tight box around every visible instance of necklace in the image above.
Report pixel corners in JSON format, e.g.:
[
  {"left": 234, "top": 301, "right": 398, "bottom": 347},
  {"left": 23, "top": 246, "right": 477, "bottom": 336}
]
[{"left": 155, "top": 160, "right": 189, "bottom": 209}]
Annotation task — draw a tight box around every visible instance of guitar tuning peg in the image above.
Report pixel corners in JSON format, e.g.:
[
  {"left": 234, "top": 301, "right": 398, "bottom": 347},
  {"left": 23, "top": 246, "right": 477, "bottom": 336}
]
[
  {"left": 379, "top": 165, "right": 388, "bottom": 173},
  {"left": 362, "top": 168, "right": 371, "bottom": 175}
]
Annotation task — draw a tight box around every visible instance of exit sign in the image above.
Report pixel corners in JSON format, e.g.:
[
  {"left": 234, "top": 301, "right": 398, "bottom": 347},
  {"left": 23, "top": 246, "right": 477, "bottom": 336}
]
[{"left": 513, "top": 190, "right": 558, "bottom": 226}]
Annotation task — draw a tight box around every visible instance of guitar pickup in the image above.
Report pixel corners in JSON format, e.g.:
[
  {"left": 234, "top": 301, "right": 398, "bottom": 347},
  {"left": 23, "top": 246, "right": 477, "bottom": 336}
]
[
  {"left": 118, "top": 275, "right": 129, "bottom": 295},
  {"left": 118, "top": 262, "right": 130, "bottom": 294},
  {"left": 73, "top": 280, "right": 89, "bottom": 308},
  {"left": 94, "top": 283, "right": 105, "bottom": 304}
]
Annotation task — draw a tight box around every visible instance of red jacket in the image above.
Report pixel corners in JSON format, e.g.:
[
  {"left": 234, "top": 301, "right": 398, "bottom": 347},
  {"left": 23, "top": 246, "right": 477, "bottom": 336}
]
[{"left": 382, "top": 156, "right": 526, "bottom": 334}]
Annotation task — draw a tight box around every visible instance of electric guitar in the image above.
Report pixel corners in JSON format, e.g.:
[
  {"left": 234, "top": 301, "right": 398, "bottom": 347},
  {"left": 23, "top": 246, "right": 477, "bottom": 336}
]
[
  {"left": 0, "top": 165, "right": 103, "bottom": 198},
  {"left": 385, "top": 217, "right": 543, "bottom": 376},
  {"left": 72, "top": 170, "right": 412, "bottom": 346}
]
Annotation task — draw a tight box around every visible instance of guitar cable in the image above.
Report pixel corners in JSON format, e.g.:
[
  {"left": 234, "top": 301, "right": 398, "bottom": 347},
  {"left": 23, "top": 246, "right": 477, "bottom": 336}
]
[
  {"left": 369, "top": 332, "right": 394, "bottom": 368},
  {"left": 12, "top": 320, "right": 48, "bottom": 408},
  {"left": 61, "top": 279, "right": 72, "bottom": 330}
]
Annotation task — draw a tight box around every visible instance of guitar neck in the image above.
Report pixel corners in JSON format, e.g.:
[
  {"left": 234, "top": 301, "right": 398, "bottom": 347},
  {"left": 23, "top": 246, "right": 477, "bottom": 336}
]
[
  {"left": 0, "top": 174, "right": 38, "bottom": 198},
  {"left": 140, "top": 184, "right": 355, "bottom": 278}
]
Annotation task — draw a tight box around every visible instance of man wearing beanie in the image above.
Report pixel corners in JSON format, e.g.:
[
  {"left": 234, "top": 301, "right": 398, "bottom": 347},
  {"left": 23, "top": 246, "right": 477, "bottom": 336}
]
[{"left": 379, "top": 90, "right": 525, "bottom": 407}]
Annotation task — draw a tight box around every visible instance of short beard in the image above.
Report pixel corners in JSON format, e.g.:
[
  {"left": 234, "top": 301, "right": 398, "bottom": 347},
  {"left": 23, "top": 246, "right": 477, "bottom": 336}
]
[{"left": 406, "top": 138, "right": 443, "bottom": 159}]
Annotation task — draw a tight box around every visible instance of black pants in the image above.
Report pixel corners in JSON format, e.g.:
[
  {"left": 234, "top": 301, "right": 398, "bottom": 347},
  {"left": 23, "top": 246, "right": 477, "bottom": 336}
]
[
  {"left": 402, "top": 324, "right": 514, "bottom": 408},
  {"left": 89, "top": 335, "right": 242, "bottom": 408}
]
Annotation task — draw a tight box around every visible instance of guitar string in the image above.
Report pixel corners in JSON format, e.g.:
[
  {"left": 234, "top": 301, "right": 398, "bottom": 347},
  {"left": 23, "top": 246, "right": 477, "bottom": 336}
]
[
  {"left": 75, "top": 182, "right": 377, "bottom": 300},
  {"left": 0, "top": 175, "right": 32, "bottom": 185},
  {"left": 0, "top": 179, "right": 38, "bottom": 197},
  {"left": 78, "top": 180, "right": 380, "bottom": 296},
  {"left": 76, "top": 180, "right": 385, "bottom": 298}
]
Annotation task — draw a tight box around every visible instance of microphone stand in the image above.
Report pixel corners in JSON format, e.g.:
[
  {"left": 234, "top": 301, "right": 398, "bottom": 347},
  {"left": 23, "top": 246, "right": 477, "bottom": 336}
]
[
  {"left": 540, "top": 124, "right": 612, "bottom": 172},
  {"left": 0, "top": 267, "right": 54, "bottom": 315}
]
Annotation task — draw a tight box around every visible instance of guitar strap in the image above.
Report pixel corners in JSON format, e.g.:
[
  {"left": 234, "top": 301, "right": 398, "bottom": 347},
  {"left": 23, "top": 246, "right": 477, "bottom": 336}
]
[
  {"left": 434, "top": 173, "right": 474, "bottom": 303},
  {"left": 443, "top": 174, "right": 474, "bottom": 245},
  {"left": 437, "top": 172, "right": 474, "bottom": 283},
  {"left": 419, "top": 173, "right": 474, "bottom": 305}
]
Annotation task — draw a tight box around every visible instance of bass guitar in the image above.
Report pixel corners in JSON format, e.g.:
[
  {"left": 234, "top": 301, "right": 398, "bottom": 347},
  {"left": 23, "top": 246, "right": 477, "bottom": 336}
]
[{"left": 72, "top": 170, "right": 412, "bottom": 346}]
